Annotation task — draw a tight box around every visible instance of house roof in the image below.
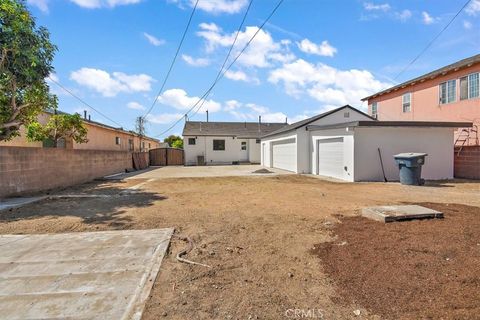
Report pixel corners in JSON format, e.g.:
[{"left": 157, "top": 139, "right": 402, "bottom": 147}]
[
  {"left": 182, "top": 121, "right": 287, "bottom": 139},
  {"left": 261, "top": 105, "right": 375, "bottom": 139},
  {"left": 306, "top": 120, "right": 473, "bottom": 131},
  {"left": 362, "top": 53, "right": 480, "bottom": 101}
]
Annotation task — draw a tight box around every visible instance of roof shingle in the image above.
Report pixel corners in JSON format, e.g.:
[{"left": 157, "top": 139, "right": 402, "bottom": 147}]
[{"left": 182, "top": 121, "right": 287, "bottom": 139}]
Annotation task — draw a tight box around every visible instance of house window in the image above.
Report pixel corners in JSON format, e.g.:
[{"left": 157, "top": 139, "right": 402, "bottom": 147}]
[
  {"left": 141, "top": 141, "right": 145, "bottom": 151},
  {"left": 439, "top": 79, "right": 456, "bottom": 104},
  {"left": 371, "top": 102, "right": 378, "bottom": 117},
  {"left": 188, "top": 138, "right": 196, "bottom": 145},
  {"left": 344, "top": 112, "right": 350, "bottom": 118},
  {"left": 402, "top": 93, "right": 411, "bottom": 113},
  {"left": 115, "top": 137, "right": 121, "bottom": 145},
  {"left": 256, "top": 139, "right": 261, "bottom": 144},
  {"left": 469, "top": 73, "right": 479, "bottom": 99},
  {"left": 241, "top": 141, "right": 247, "bottom": 150},
  {"left": 128, "top": 139, "right": 134, "bottom": 151},
  {"left": 148, "top": 143, "right": 151, "bottom": 149},
  {"left": 213, "top": 139, "right": 225, "bottom": 151},
  {"left": 460, "top": 76, "right": 468, "bottom": 100}
]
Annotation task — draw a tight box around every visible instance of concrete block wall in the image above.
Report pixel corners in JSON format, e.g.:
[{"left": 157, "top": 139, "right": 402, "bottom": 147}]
[
  {"left": 0, "top": 147, "right": 133, "bottom": 198},
  {"left": 454, "top": 146, "right": 480, "bottom": 179}
]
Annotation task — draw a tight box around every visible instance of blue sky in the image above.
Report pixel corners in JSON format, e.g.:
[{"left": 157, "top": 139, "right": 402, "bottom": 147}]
[{"left": 27, "top": 0, "right": 480, "bottom": 138}]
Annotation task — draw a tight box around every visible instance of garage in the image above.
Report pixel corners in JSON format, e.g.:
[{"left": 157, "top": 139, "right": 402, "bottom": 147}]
[
  {"left": 271, "top": 138, "right": 296, "bottom": 172},
  {"left": 317, "top": 138, "right": 344, "bottom": 179}
]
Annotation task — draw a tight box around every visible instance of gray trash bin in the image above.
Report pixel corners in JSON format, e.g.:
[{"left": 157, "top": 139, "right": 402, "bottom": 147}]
[{"left": 394, "top": 153, "right": 428, "bottom": 185}]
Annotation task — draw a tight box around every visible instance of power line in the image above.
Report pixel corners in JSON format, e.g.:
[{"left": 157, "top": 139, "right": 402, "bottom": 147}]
[
  {"left": 190, "top": 0, "right": 254, "bottom": 119},
  {"left": 394, "top": 0, "right": 472, "bottom": 80},
  {"left": 156, "top": 0, "right": 285, "bottom": 137},
  {"left": 47, "top": 76, "right": 127, "bottom": 129},
  {"left": 142, "top": 0, "right": 200, "bottom": 120}
]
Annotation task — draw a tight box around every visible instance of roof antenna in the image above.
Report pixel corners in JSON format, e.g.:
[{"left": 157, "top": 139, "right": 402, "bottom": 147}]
[
  {"left": 206, "top": 110, "right": 209, "bottom": 122},
  {"left": 285, "top": 117, "right": 288, "bottom": 124},
  {"left": 258, "top": 115, "right": 261, "bottom": 132},
  {"left": 184, "top": 114, "right": 188, "bottom": 122}
]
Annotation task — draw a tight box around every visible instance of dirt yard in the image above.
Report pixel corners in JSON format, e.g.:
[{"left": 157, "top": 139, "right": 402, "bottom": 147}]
[{"left": 0, "top": 172, "right": 479, "bottom": 319}]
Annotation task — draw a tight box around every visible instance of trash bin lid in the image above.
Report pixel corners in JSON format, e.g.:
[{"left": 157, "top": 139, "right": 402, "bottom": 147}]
[{"left": 394, "top": 152, "right": 428, "bottom": 159}]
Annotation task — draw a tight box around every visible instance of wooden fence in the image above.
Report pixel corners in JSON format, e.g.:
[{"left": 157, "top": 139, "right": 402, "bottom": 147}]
[{"left": 149, "top": 148, "right": 184, "bottom": 166}]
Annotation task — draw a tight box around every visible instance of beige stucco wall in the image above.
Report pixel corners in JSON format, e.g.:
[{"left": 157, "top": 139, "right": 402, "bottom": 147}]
[{"left": 0, "top": 113, "right": 160, "bottom": 151}]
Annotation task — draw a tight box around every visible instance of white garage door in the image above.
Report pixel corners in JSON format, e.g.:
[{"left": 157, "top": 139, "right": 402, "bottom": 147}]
[
  {"left": 317, "top": 138, "right": 344, "bottom": 179},
  {"left": 272, "top": 138, "right": 296, "bottom": 172}
]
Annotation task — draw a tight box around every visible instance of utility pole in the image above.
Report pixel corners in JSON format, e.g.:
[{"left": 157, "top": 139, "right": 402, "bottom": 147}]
[{"left": 135, "top": 116, "right": 146, "bottom": 151}]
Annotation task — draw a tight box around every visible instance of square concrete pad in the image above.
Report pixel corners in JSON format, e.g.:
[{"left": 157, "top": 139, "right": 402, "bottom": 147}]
[
  {"left": 0, "top": 228, "right": 173, "bottom": 320},
  {"left": 362, "top": 205, "right": 443, "bottom": 223}
]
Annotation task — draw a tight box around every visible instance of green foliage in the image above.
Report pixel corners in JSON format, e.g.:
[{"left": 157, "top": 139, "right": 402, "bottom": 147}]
[
  {"left": 164, "top": 135, "right": 183, "bottom": 149},
  {"left": 171, "top": 138, "right": 183, "bottom": 149},
  {"left": 0, "top": 0, "right": 57, "bottom": 140},
  {"left": 26, "top": 113, "right": 88, "bottom": 147}
]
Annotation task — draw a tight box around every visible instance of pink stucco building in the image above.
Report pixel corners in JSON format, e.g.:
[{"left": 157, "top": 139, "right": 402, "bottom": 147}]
[{"left": 362, "top": 54, "right": 480, "bottom": 146}]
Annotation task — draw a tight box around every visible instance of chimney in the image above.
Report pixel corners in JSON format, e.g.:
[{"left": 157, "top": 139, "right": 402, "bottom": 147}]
[
  {"left": 199, "top": 122, "right": 202, "bottom": 131},
  {"left": 244, "top": 121, "right": 247, "bottom": 128},
  {"left": 259, "top": 115, "right": 261, "bottom": 124},
  {"left": 206, "top": 110, "right": 209, "bottom": 122},
  {"left": 285, "top": 117, "right": 288, "bottom": 124},
  {"left": 88, "top": 115, "right": 91, "bottom": 121},
  {"left": 83, "top": 110, "right": 87, "bottom": 120},
  {"left": 184, "top": 114, "right": 188, "bottom": 122}
]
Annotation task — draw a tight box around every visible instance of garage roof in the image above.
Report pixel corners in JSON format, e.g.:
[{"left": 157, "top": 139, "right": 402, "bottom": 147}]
[
  {"left": 306, "top": 121, "right": 473, "bottom": 131},
  {"left": 262, "top": 105, "right": 374, "bottom": 139},
  {"left": 182, "top": 121, "right": 287, "bottom": 139}
]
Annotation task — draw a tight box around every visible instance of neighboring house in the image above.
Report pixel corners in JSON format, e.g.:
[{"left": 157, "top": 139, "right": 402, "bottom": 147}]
[
  {"left": 0, "top": 111, "right": 160, "bottom": 152},
  {"left": 362, "top": 54, "right": 480, "bottom": 146},
  {"left": 182, "top": 120, "right": 286, "bottom": 165},
  {"left": 261, "top": 105, "right": 470, "bottom": 182}
]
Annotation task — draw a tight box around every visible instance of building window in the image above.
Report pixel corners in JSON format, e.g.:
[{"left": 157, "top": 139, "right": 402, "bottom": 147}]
[
  {"left": 241, "top": 141, "right": 247, "bottom": 150},
  {"left": 256, "top": 139, "right": 261, "bottom": 144},
  {"left": 128, "top": 139, "right": 134, "bottom": 151},
  {"left": 439, "top": 79, "right": 456, "bottom": 104},
  {"left": 371, "top": 102, "right": 378, "bottom": 117},
  {"left": 402, "top": 93, "right": 411, "bottom": 113},
  {"left": 115, "top": 137, "right": 121, "bottom": 145},
  {"left": 460, "top": 76, "right": 468, "bottom": 100},
  {"left": 213, "top": 139, "right": 225, "bottom": 151},
  {"left": 344, "top": 112, "right": 350, "bottom": 118},
  {"left": 461, "top": 73, "right": 480, "bottom": 100},
  {"left": 188, "top": 138, "right": 196, "bottom": 145},
  {"left": 148, "top": 143, "right": 151, "bottom": 149},
  {"left": 141, "top": 141, "right": 145, "bottom": 151}
]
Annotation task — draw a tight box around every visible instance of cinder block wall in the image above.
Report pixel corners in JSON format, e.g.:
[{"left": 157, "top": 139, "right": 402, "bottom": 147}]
[
  {"left": 454, "top": 146, "right": 480, "bottom": 179},
  {"left": 0, "top": 147, "right": 133, "bottom": 198}
]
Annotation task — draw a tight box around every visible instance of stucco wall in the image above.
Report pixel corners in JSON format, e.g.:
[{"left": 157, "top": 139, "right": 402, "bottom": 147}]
[
  {"left": 367, "top": 64, "right": 480, "bottom": 136},
  {"left": 0, "top": 146, "right": 133, "bottom": 198},
  {"left": 354, "top": 127, "right": 454, "bottom": 181},
  {"left": 184, "top": 136, "right": 258, "bottom": 165}
]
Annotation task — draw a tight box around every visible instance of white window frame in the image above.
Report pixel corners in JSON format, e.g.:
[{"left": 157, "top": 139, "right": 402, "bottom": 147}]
[
  {"left": 468, "top": 72, "right": 479, "bottom": 99},
  {"left": 241, "top": 141, "right": 247, "bottom": 151},
  {"left": 402, "top": 93, "right": 411, "bottom": 113},
  {"left": 370, "top": 102, "right": 378, "bottom": 117},
  {"left": 439, "top": 79, "right": 456, "bottom": 104}
]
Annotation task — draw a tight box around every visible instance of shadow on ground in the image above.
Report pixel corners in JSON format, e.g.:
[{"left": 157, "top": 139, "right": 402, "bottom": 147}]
[{"left": 0, "top": 182, "right": 166, "bottom": 228}]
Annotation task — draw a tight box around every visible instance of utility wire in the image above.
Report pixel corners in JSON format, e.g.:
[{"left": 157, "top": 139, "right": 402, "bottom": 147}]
[
  {"left": 190, "top": 0, "right": 254, "bottom": 119},
  {"left": 156, "top": 0, "right": 285, "bottom": 137},
  {"left": 47, "top": 76, "right": 127, "bottom": 129},
  {"left": 393, "top": 0, "right": 472, "bottom": 80},
  {"left": 142, "top": 0, "right": 200, "bottom": 120}
]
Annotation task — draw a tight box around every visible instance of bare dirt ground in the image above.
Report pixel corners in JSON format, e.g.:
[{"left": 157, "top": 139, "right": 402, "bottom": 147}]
[{"left": 0, "top": 174, "right": 479, "bottom": 319}]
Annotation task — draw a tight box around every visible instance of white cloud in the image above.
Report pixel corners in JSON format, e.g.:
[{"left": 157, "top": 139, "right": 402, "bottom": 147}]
[
  {"left": 127, "top": 101, "right": 145, "bottom": 110},
  {"left": 268, "top": 59, "right": 391, "bottom": 107},
  {"left": 466, "top": 0, "right": 480, "bottom": 16},
  {"left": 181, "top": 54, "right": 210, "bottom": 67},
  {"left": 463, "top": 20, "right": 473, "bottom": 29},
  {"left": 223, "top": 100, "right": 287, "bottom": 123},
  {"left": 421, "top": 11, "right": 436, "bottom": 25},
  {"left": 69, "top": 0, "right": 142, "bottom": 9},
  {"left": 28, "top": 0, "right": 49, "bottom": 12},
  {"left": 143, "top": 33, "right": 165, "bottom": 46},
  {"left": 147, "top": 113, "right": 184, "bottom": 124},
  {"left": 224, "top": 70, "right": 259, "bottom": 84},
  {"left": 396, "top": 9, "right": 412, "bottom": 22},
  {"left": 196, "top": 23, "right": 295, "bottom": 68},
  {"left": 157, "top": 89, "right": 221, "bottom": 113},
  {"left": 297, "top": 39, "right": 337, "bottom": 57},
  {"left": 363, "top": 2, "right": 391, "bottom": 12},
  {"left": 70, "top": 68, "right": 154, "bottom": 97}
]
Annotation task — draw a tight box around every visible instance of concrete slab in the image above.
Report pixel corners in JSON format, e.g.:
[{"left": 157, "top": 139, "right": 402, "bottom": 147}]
[
  {"left": 0, "top": 196, "right": 47, "bottom": 212},
  {"left": 106, "top": 165, "right": 292, "bottom": 180},
  {"left": 0, "top": 228, "right": 173, "bottom": 320},
  {"left": 362, "top": 205, "right": 443, "bottom": 223}
]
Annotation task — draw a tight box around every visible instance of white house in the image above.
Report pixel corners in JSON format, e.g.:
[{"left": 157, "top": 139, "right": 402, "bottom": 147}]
[
  {"left": 183, "top": 120, "right": 286, "bottom": 165},
  {"left": 261, "top": 105, "right": 471, "bottom": 182}
]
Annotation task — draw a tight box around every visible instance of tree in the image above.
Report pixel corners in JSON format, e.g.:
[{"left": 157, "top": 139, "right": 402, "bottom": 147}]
[
  {"left": 0, "top": 0, "right": 57, "bottom": 141},
  {"left": 164, "top": 135, "right": 183, "bottom": 149},
  {"left": 26, "top": 113, "right": 88, "bottom": 147}
]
